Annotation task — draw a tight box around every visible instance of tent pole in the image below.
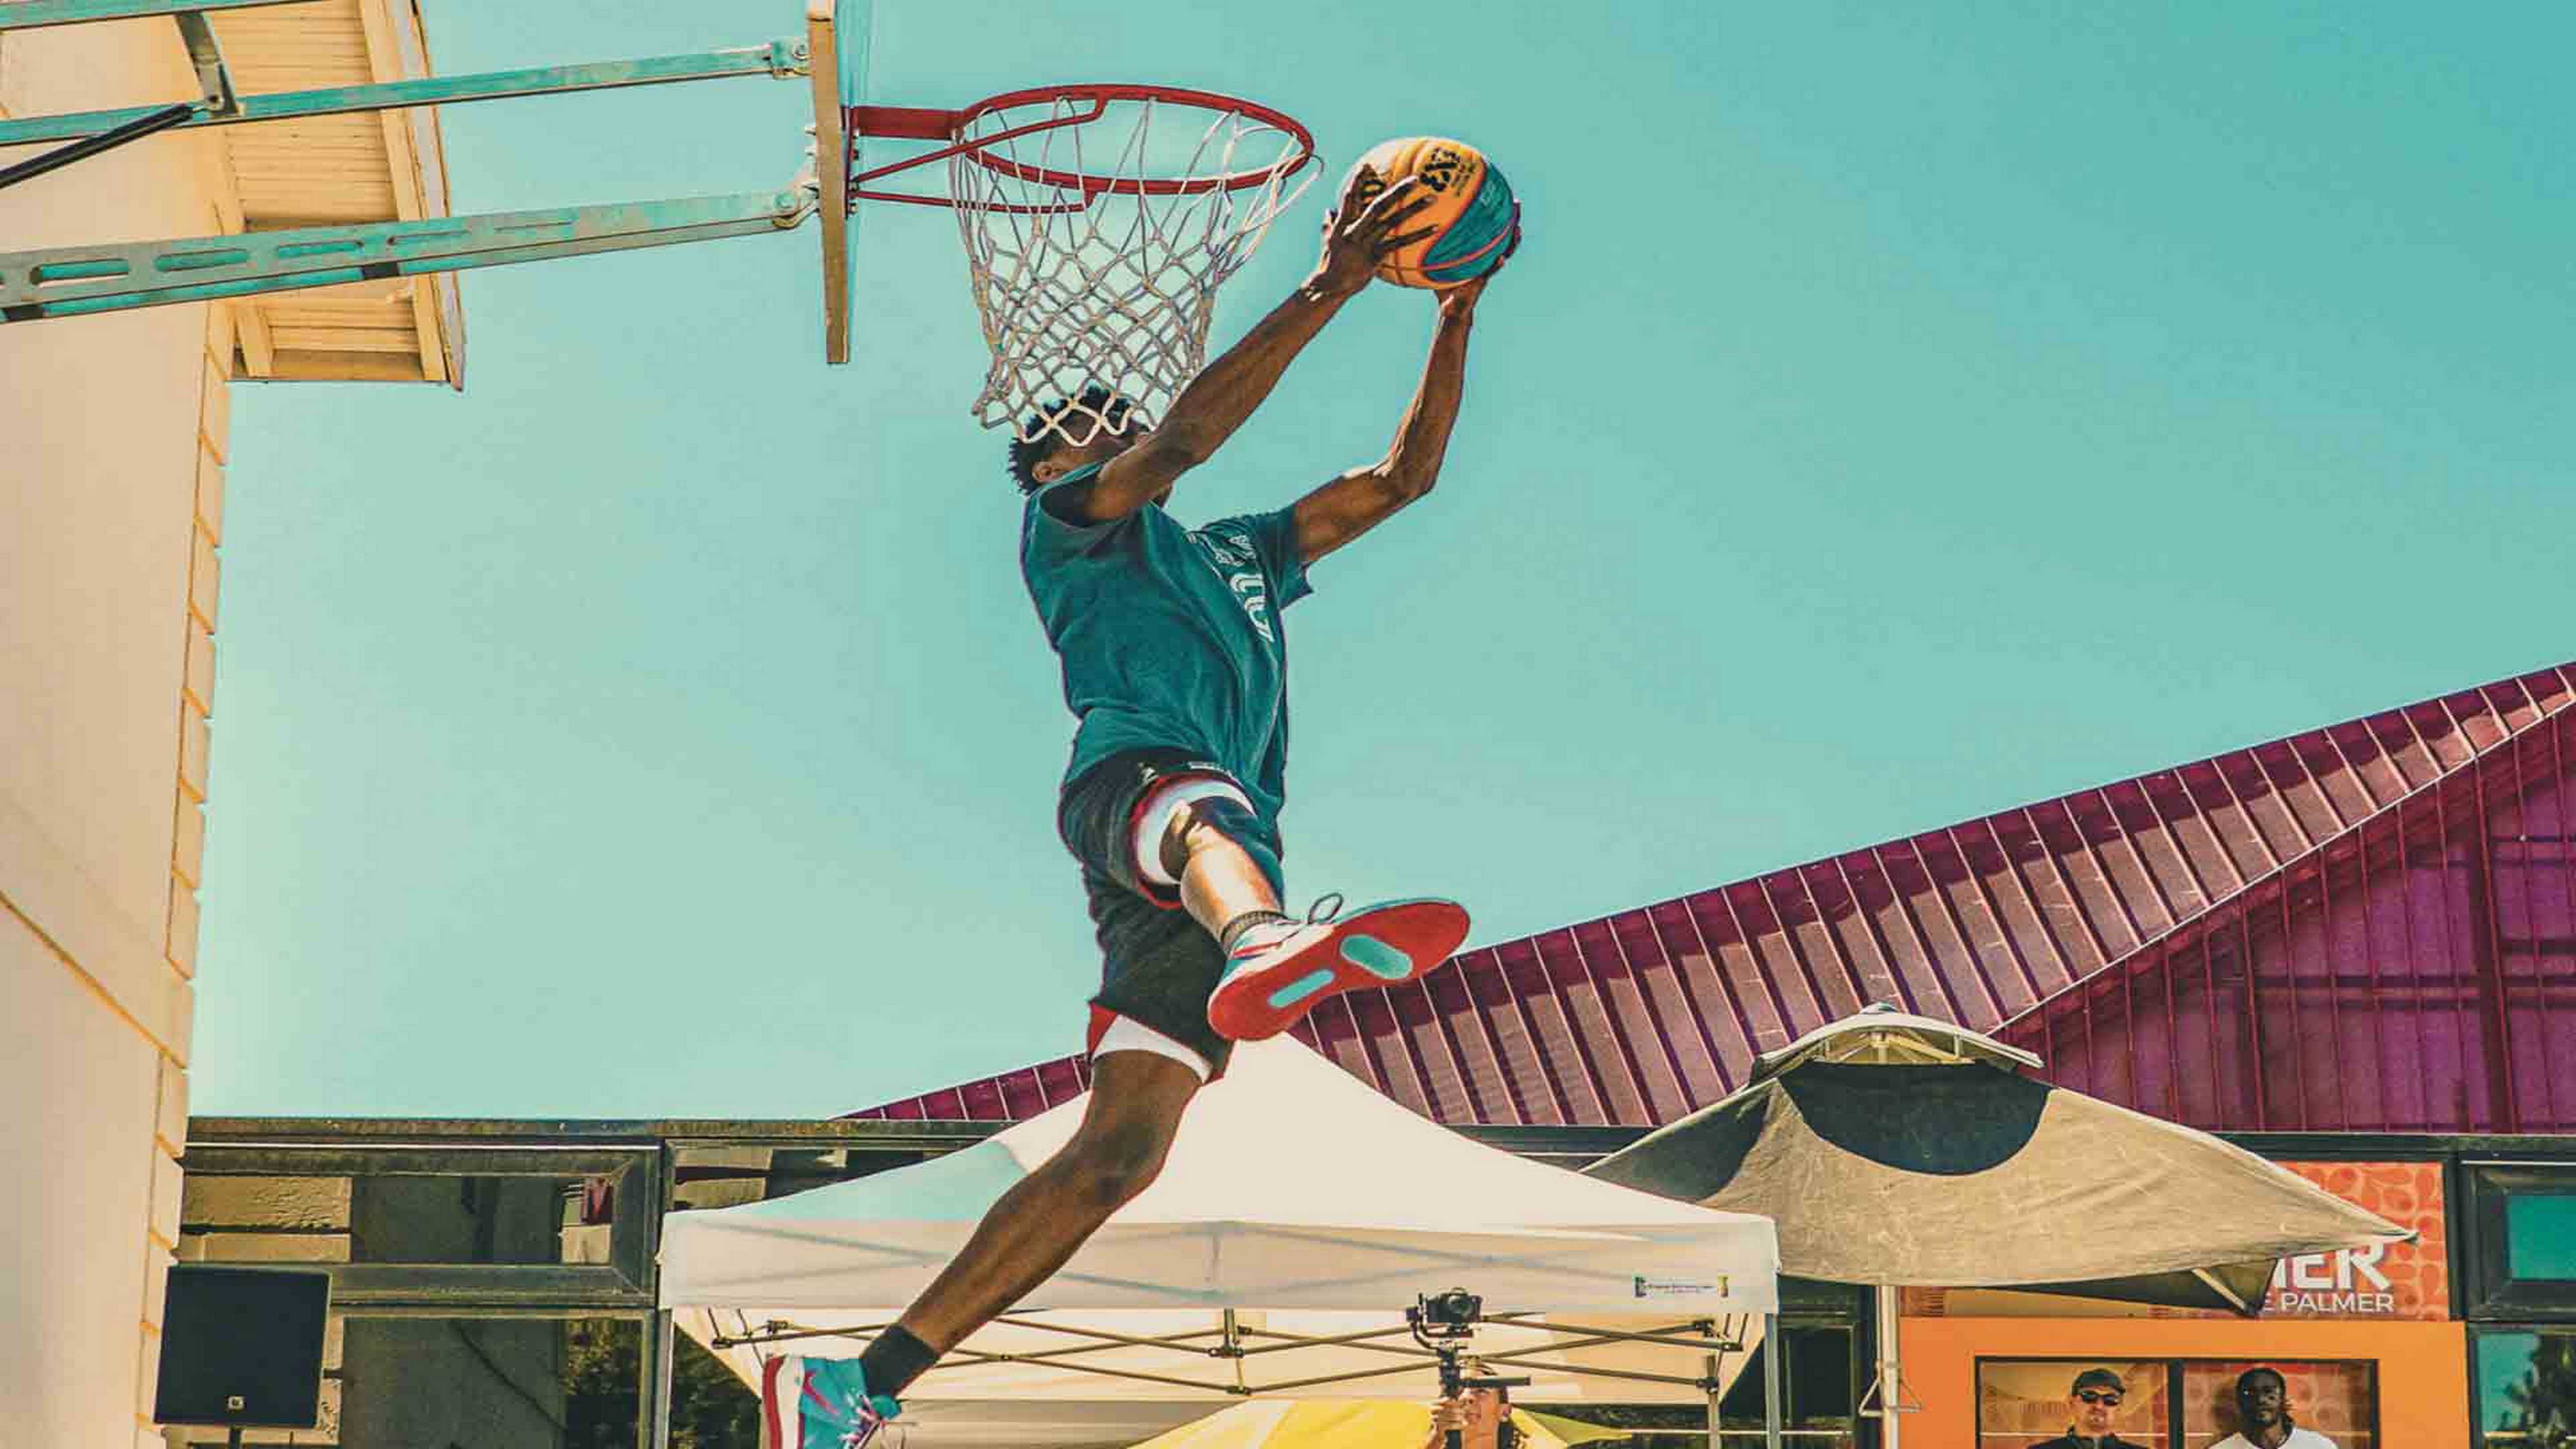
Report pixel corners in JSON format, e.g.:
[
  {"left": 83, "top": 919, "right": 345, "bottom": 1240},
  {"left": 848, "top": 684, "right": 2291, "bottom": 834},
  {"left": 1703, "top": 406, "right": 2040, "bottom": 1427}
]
[
  {"left": 648, "top": 1309, "right": 676, "bottom": 1449},
  {"left": 1876, "top": 1284, "right": 1902, "bottom": 1449},
  {"left": 1704, "top": 1351, "right": 1722, "bottom": 1449},
  {"left": 1762, "top": 1313, "right": 1783, "bottom": 1449}
]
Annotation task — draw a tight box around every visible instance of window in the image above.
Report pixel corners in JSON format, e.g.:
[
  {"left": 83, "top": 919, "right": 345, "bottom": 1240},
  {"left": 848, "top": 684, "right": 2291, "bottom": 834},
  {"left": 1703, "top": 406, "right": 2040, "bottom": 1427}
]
[
  {"left": 2507, "top": 1195, "right": 2576, "bottom": 1281},
  {"left": 2474, "top": 1329, "right": 2576, "bottom": 1446},
  {"left": 1716, "top": 1324, "right": 1857, "bottom": 1440},
  {"left": 178, "top": 1145, "right": 660, "bottom": 1307},
  {"left": 2465, "top": 1164, "right": 2576, "bottom": 1319},
  {"left": 163, "top": 1124, "right": 982, "bottom": 1449},
  {"left": 1976, "top": 1358, "right": 2377, "bottom": 1449}
]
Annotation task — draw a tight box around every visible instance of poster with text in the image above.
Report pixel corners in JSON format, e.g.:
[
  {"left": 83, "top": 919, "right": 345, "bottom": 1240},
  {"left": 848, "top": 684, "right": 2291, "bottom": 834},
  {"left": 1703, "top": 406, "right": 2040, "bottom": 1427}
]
[
  {"left": 1978, "top": 1359, "right": 2167, "bottom": 1447},
  {"left": 1979, "top": 1359, "right": 2378, "bottom": 1448},
  {"left": 2257, "top": 1163, "right": 2445, "bottom": 1319},
  {"left": 2180, "top": 1359, "right": 2376, "bottom": 1448}
]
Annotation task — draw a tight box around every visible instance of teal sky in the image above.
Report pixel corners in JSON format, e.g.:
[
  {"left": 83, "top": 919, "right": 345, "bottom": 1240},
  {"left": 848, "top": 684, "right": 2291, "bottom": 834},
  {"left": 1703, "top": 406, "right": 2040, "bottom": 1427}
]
[{"left": 196, "top": 2, "right": 2575, "bottom": 1117}]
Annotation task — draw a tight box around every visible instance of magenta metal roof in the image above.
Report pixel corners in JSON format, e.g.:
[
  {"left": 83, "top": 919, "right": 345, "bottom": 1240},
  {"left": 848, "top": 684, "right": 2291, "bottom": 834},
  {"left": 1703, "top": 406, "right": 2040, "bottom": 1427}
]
[{"left": 850, "top": 661, "right": 2576, "bottom": 1132}]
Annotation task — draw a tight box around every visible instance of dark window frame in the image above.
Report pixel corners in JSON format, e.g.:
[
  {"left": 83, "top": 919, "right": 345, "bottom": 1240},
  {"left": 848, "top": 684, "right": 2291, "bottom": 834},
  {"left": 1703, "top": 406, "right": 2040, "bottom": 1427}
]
[
  {"left": 1713, "top": 1317, "right": 1859, "bottom": 1438},
  {"left": 2461, "top": 1162, "right": 2576, "bottom": 1321},
  {"left": 180, "top": 1143, "right": 661, "bottom": 1309},
  {"left": 2466, "top": 1323, "right": 2576, "bottom": 1446}
]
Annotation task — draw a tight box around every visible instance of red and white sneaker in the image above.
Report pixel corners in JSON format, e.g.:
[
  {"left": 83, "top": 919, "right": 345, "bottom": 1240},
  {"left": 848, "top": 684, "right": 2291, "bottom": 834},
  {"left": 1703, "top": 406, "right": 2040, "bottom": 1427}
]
[{"left": 1207, "top": 896, "right": 1470, "bottom": 1041}]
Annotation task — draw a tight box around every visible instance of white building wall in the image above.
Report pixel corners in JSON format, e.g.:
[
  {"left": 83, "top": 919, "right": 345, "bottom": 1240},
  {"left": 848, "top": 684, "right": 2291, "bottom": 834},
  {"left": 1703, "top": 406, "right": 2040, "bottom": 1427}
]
[{"left": 2, "top": 18, "right": 235, "bottom": 1448}]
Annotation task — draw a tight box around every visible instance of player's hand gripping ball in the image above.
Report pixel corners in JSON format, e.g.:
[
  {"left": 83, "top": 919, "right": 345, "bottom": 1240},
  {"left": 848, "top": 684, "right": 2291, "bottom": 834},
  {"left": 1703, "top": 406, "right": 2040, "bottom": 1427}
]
[{"left": 1340, "top": 136, "right": 1519, "bottom": 289}]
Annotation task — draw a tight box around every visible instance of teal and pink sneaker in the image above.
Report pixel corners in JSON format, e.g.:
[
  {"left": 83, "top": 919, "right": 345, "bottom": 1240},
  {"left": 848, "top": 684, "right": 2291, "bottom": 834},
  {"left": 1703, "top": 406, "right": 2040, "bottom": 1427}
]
[
  {"left": 761, "top": 1355, "right": 899, "bottom": 1449},
  {"left": 1207, "top": 897, "right": 1470, "bottom": 1041}
]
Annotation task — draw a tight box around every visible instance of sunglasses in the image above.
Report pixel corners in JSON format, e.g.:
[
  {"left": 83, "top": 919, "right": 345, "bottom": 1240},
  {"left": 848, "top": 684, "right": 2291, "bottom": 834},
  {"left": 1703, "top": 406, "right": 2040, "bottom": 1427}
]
[{"left": 2077, "top": 1391, "right": 2124, "bottom": 1407}]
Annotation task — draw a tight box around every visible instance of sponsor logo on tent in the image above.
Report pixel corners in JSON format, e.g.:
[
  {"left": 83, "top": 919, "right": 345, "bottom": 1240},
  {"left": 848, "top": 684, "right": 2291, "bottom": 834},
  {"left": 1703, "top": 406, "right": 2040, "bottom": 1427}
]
[{"left": 1632, "top": 1275, "right": 1725, "bottom": 1299}]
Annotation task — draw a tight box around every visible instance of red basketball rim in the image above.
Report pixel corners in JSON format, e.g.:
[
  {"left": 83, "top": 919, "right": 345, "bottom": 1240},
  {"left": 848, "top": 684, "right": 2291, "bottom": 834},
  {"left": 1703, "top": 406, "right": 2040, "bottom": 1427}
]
[{"left": 952, "top": 83, "right": 1318, "bottom": 197}]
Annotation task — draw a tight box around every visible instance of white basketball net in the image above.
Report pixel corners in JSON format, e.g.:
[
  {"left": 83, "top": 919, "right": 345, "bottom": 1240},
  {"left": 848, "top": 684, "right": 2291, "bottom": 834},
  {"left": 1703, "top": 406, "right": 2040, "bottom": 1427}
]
[{"left": 949, "top": 92, "right": 1316, "bottom": 446}]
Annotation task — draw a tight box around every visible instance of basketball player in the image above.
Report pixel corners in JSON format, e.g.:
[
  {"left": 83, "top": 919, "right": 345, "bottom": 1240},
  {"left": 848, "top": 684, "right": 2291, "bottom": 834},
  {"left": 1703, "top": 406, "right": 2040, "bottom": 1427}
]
[{"left": 758, "top": 166, "right": 1514, "bottom": 1448}]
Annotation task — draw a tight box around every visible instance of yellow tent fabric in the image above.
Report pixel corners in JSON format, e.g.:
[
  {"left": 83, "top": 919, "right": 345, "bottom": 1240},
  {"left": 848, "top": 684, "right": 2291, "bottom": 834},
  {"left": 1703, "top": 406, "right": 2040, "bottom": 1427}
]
[
  {"left": 1126, "top": 1400, "right": 1627, "bottom": 1449},
  {"left": 1518, "top": 1410, "right": 1628, "bottom": 1446}
]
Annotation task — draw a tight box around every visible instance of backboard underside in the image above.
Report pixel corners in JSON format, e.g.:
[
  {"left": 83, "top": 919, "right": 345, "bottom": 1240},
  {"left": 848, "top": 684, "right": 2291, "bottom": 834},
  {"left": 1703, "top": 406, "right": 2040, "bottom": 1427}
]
[{"left": 808, "top": 0, "right": 868, "bottom": 364}]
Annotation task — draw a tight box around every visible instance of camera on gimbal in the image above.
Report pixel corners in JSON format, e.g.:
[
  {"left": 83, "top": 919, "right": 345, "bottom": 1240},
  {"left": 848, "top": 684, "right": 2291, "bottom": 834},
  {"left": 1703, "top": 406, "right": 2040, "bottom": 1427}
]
[
  {"left": 1409, "top": 1287, "right": 1530, "bottom": 1449},
  {"left": 1409, "top": 1289, "right": 1483, "bottom": 1338}
]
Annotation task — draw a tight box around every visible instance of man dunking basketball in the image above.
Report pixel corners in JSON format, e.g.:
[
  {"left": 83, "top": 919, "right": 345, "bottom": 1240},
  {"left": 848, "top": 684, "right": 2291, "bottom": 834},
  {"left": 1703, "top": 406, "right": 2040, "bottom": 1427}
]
[{"left": 760, "top": 166, "right": 1511, "bottom": 1448}]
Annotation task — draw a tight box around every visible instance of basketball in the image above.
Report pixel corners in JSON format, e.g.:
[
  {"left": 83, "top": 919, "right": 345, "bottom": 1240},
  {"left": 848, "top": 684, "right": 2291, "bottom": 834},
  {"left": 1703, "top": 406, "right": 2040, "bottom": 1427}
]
[{"left": 1342, "top": 136, "right": 1519, "bottom": 289}]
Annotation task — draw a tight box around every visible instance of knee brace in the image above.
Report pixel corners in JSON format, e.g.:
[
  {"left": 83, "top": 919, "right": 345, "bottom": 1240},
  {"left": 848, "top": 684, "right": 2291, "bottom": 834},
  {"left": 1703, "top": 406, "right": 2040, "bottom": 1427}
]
[{"left": 1151, "top": 794, "right": 1278, "bottom": 892}]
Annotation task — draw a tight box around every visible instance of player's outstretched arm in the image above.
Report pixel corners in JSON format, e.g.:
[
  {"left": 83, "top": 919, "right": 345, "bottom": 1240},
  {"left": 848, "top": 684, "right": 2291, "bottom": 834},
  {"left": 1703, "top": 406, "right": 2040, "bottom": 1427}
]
[
  {"left": 1072, "top": 171, "right": 1438, "bottom": 523},
  {"left": 1291, "top": 270, "right": 1493, "bottom": 563}
]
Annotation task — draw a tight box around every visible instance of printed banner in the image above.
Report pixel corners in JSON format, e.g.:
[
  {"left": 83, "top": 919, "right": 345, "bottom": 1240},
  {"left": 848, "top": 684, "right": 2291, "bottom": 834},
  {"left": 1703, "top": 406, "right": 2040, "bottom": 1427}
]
[{"left": 2260, "top": 1162, "right": 2445, "bottom": 1321}]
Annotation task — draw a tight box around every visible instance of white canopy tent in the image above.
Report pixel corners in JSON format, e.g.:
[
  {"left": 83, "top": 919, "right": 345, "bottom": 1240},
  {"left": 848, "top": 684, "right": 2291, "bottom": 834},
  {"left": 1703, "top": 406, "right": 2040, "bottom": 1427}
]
[{"left": 660, "top": 1040, "right": 1781, "bottom": 1447}]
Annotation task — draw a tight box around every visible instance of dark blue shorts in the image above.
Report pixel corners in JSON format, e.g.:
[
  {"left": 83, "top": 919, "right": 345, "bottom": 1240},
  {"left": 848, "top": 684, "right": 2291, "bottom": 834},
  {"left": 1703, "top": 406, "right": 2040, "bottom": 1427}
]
[{"left": 1056, "top": 747, "right": 1286, "bottom": 1074}]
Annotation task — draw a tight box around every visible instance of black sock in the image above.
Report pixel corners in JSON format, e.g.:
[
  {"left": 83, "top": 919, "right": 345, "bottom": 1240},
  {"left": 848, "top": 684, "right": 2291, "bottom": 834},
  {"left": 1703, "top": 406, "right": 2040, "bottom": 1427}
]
[
  {"left": 1219, "top": 909, "right": 1294, "bottom": 954},
  {"left": 858, "top": 1325, "right": 939, "bottom": 1401}
]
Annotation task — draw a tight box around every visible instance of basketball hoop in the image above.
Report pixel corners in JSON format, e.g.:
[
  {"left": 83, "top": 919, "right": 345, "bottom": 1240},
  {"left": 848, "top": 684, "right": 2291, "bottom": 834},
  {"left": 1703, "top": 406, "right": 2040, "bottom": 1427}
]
[{"left": 846, "top": 85, "right": 1318, "bottom": 445}]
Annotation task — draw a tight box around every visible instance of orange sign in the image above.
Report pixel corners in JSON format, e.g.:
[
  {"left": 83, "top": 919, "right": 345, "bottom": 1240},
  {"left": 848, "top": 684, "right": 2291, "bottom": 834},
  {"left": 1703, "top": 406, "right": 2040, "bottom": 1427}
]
[{"left": 2259, "top": 1161, "right": 2447, "bottom": 1320}]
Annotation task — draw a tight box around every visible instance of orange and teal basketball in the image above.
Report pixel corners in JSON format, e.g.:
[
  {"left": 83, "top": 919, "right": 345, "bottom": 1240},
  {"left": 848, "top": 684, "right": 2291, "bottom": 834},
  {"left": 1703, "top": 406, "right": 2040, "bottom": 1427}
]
[{"left": 1343, "top": 136, "right": 1519, "bottom": 289}]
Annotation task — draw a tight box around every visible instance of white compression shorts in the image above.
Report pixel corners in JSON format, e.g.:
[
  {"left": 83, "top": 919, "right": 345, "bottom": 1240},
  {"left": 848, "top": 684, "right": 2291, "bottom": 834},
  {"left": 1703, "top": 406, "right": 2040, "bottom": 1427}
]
[{"left": 1091, "top": 1013, "right": 1213, "bottom": 1082}]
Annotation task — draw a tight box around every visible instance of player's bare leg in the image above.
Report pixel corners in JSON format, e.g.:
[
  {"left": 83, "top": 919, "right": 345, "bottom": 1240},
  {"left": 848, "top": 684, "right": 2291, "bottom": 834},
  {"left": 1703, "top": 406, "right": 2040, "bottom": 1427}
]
[
  {"left": 762, "top": 1052, "right": 1199, "bottom": 1448},
  {"left": 890, "top": 1050, "right": 1201, "bottom": 1353},
  {"left": 1157, "top": 797, "right": 1470, "bottom": 1043}
]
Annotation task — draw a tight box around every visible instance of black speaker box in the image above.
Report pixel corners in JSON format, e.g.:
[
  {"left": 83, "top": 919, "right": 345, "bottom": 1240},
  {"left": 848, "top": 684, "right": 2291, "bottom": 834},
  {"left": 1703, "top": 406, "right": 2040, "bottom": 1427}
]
[{"left": 153, "top": 1265, "right": 331, "bottom": 1429}]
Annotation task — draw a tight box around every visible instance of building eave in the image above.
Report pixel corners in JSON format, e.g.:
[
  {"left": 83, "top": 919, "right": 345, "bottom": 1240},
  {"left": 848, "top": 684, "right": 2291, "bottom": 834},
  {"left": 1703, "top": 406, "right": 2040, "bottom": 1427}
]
[{"left": 204, "top": 0, "right": 462, "bottom": 387}]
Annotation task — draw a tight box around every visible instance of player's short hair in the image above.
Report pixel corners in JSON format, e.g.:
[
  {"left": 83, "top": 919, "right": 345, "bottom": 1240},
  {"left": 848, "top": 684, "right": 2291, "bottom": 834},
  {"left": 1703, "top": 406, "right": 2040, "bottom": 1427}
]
[{"left": 1005, "top": 384, "right": 1132, "bottom": 494}]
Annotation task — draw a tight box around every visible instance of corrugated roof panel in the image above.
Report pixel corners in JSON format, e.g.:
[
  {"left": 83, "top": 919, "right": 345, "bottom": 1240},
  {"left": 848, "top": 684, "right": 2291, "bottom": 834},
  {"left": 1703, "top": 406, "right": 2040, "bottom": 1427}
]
[
  {"left": 851, "top": 662, "right": 2576, "bottom": 1132},
  {"left": 2002, "top": 691, "right": 2576, "bottom": 1133}
]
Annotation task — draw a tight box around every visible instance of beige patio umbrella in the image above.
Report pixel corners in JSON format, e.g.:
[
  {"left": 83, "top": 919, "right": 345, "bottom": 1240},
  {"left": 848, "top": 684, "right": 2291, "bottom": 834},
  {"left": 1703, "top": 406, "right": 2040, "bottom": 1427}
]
[{"left": 1585, "top": 1007, "right": 2410, "bottom": 1446}]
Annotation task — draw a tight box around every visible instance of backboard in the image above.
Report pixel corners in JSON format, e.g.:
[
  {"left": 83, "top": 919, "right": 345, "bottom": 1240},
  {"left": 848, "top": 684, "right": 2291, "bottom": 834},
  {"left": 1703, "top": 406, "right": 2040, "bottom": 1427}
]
[{"left": 807, "top": 0, "right": 868, "bottom": 364}]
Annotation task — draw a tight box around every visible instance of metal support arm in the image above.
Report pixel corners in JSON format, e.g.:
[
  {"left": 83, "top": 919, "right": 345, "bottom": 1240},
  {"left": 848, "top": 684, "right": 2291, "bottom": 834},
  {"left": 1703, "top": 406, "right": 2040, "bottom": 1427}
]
[
  {"left": 173, "top": 10, "right": 240, "bottom": 117},
  {"left": 0, "top": 0, "right": 864, "bottom": 359},
  {"left": 0, "top": 0, "right": 311, "bottom": 31},
  {"left": 0, "top": 3, "right": 241, "bottom": 193},
  {"left": 0, "top": 189, "right": 813, "bottom": 321},
  {"left": 0, "top": 41, "right": 806, "bottom": 147}
]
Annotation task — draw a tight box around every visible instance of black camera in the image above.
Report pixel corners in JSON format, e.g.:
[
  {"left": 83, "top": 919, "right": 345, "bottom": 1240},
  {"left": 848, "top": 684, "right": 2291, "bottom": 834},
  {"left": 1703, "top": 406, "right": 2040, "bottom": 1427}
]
[
  {"left": 1411, "top": 1288, "right": 1483, "bottom": 1335},
  {"left": 1407, "top": 1287, "right": 1527, "bottom": 1449}
]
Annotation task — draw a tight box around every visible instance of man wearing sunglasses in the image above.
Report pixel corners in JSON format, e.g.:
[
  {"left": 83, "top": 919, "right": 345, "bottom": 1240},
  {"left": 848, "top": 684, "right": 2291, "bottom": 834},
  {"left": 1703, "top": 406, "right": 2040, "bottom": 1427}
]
[{"left": 2033, "top": 1366, "right": 2145, "bottom": 1449}]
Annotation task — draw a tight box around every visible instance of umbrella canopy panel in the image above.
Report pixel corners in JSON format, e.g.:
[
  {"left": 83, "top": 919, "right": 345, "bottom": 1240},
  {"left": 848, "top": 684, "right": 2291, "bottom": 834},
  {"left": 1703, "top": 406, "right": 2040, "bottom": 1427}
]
[{"left": 1588, "top": 1057, "right": 2406, "bottom": 1311}]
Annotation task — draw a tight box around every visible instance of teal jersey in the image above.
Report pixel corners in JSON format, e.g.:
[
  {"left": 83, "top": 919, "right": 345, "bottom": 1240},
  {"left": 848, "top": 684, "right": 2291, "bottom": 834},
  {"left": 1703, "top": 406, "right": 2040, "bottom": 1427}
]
[{"left": 1022, "top": 464, "right": 1313, "bottom": 824}]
